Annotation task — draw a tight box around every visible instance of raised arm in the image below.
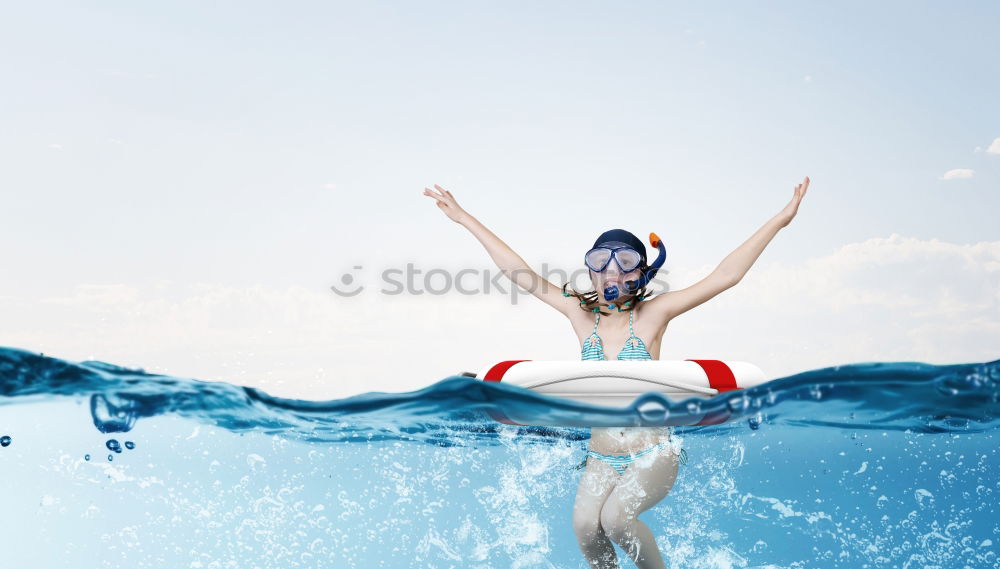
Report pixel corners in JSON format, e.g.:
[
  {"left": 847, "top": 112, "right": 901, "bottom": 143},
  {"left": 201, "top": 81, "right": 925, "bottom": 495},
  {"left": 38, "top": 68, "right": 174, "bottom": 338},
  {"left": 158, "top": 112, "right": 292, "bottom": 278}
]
[
  {"left": 423, "top": 184, "right": 579, "bottom": 316},
  {"left": 643, "top": 176, "right": 811, "bottom": 323}
]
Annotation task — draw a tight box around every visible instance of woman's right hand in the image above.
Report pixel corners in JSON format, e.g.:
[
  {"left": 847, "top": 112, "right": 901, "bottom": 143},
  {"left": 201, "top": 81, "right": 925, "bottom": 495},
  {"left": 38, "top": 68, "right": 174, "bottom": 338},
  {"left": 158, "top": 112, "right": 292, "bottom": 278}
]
[{"left": 423, "top": 184, "right": 470, "bottom": 224}]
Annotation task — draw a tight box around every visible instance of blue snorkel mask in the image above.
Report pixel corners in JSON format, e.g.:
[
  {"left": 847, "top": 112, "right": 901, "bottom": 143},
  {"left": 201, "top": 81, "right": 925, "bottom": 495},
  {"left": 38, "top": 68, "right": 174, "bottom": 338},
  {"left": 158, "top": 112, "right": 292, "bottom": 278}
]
[{"left": 585, "top": 230, "right": 667, "bottom": 303}]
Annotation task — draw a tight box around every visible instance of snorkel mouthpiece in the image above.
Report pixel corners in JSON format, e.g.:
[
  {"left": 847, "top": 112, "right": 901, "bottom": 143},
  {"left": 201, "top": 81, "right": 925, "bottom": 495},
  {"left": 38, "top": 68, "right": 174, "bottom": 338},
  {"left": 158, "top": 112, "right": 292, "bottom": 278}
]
[
  {"left": 601, "top": 232, "right": 666, "bottom": 302},
  {"left": 602, "top": 284, "right": 622, "bottom": 302}
]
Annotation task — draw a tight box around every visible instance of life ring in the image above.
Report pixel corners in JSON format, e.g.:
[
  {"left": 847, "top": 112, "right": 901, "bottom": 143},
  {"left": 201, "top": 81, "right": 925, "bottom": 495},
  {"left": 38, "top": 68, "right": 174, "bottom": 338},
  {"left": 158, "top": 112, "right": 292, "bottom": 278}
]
[{"left": 467, "top": 359, "right": 767, "bottom": 427}]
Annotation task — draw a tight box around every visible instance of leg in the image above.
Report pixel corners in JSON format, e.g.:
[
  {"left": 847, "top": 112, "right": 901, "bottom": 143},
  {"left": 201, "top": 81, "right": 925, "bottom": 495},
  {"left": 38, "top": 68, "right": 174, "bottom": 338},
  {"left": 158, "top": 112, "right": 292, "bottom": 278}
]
[
  {"left": 599, "top": 445, "right": 680, "bottom": 569},
  {"left": 573, "top": 456, "right": 623, "bottom": 569}
]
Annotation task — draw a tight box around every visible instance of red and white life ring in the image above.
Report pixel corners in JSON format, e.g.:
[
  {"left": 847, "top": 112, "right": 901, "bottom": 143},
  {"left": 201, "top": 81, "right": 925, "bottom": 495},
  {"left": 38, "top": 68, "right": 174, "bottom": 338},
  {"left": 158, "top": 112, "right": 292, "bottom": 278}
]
[{"left": 471, "top": 359, "right": 767, "bottom": 426}]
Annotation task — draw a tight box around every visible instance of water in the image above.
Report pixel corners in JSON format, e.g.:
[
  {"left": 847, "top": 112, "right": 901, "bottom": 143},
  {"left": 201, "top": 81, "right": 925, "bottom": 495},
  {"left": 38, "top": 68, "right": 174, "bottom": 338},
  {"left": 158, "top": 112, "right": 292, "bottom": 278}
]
[{"left": 1, "top": 346, "right": 997, "bottom": 569}]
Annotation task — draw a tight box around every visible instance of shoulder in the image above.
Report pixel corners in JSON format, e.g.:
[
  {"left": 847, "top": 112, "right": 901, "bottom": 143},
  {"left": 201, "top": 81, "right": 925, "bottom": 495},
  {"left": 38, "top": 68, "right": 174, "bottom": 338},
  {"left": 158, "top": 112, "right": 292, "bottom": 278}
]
[
  {"left": 633, "top": 295, "right": 671, "bottom": 331},
  {"left": 565, "top": 304, "right": 599, "bottom": 337}
]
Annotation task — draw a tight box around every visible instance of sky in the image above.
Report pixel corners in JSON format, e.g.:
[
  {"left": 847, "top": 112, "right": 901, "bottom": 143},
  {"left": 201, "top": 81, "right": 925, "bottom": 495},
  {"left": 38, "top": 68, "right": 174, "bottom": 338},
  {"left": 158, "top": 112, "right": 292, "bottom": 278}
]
[{"left": 1, "top": 1, "right": 998, "bottom": 400}]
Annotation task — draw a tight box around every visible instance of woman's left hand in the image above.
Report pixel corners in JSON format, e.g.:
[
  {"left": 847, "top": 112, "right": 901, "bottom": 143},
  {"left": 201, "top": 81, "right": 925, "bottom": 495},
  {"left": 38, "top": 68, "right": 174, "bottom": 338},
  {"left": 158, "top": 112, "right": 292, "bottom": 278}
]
[{"left": 777, "top": 176, "right": 810, "bottom": 227}]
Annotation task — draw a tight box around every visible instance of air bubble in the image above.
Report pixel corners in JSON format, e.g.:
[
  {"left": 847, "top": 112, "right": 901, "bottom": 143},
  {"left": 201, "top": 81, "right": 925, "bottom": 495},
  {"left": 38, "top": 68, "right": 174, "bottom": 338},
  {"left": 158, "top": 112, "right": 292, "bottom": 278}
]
[
  {"left": 727, "top": 395, "right": 749, "bottom": 412},
  {"left": 809, "top": 385, "right": 824, "bottom": 400},
  {"left": 633, "top": 393, "right": 670, "bottom": 423}
]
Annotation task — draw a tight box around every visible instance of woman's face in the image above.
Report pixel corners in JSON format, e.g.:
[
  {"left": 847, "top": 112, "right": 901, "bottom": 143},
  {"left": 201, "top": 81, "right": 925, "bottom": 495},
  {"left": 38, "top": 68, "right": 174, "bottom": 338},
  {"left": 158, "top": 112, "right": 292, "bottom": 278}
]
[{"left": 590, "top": 265, "right": 642, "bottom": 304}]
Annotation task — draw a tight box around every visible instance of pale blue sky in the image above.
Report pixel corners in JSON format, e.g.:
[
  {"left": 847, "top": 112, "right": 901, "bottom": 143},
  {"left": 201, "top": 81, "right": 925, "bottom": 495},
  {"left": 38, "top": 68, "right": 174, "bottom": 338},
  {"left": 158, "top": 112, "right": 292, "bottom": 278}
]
[{"left": 1, "top": 2, "right": 997, "bottom": 396}]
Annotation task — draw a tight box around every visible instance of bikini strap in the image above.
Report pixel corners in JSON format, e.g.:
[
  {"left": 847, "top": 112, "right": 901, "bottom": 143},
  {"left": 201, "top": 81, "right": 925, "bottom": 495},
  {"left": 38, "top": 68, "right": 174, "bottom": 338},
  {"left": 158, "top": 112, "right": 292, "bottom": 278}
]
[
  {"left": 629, "top": 310, "right": 635, "bottom": 336},
  {"left": 592, "top": 312, "right": 600, "bottom": 334}
]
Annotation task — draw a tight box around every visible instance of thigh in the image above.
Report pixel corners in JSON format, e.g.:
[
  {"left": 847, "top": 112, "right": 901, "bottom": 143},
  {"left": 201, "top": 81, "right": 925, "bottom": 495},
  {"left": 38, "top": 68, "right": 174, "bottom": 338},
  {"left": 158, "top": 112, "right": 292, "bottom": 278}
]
[
  {"left": 573, "top": 455, "right": 621, "bottom": 515},
  {"left": 605, "top": 445, "right": 679, "bottom": 517}
]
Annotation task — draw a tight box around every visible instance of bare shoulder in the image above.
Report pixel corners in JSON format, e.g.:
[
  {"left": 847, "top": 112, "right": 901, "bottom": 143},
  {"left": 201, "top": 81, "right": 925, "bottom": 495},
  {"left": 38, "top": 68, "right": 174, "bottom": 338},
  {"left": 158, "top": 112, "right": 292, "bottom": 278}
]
[
  {"left": 565, "top": 304, "right": 597, "bottom": 336},
  {"left": 635, "top": 294, "right": 670, "bottom": 341},
  {"left": 635, "top": 294, "right": 673, "bottom": 331},
  {"left": 635, "top": 300, "right": 670, "bottom": 330}
]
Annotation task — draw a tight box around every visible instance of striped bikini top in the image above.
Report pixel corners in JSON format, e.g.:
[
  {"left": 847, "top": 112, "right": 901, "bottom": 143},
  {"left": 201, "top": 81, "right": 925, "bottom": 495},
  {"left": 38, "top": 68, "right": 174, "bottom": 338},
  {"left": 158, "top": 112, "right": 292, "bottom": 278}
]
[{"left": 581, "top": 310, "right": 653, "bottom": 361}]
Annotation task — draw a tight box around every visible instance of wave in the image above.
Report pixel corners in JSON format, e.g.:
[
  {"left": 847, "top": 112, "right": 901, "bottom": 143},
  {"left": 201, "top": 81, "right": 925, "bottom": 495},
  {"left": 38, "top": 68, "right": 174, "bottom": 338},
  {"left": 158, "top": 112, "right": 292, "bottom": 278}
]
[{"left": 1, "top": 346, "right": 998, "bottom": 444}]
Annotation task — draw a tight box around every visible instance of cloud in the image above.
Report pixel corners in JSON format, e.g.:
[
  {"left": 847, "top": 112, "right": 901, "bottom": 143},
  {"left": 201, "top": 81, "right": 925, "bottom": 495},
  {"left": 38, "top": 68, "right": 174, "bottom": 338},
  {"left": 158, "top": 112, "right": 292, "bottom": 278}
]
[
  {"left": 940, "top": 169, "right": 974, "bottom": 180},
  {"left": 1, "top": 281, "right": 523, "bottom": 400},
  {"left": 1, "top": 235, "right": 997, "bottom": 400},
  {"left": 668, "top": 234, "right": 1000, "bottom": 374},
  {"left": 987, "top": 137, "right": 1000, "bottom": 155}
]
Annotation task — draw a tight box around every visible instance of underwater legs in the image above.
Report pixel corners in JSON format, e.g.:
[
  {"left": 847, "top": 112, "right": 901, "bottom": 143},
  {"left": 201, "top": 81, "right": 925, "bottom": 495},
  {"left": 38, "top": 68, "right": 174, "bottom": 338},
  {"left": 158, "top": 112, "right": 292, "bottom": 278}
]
[
  {"left": 600, "top": 446, "right": 679, "bottom": 569},
  {"left": 573, "top": 459, "right": 623, "bottom": 568},
  {"left": 573, "top": 444, "right": 679, "bottom": 569}
]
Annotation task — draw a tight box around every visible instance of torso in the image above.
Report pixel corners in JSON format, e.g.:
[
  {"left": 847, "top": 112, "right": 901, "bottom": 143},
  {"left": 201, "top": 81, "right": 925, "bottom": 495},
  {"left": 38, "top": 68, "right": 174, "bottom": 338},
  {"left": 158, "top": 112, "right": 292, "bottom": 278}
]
[
  {"left": 571, "top": 302, "right": 667, "bottom": 363},
  {"left": 571, "top": 302, "right": 672, "bottom": 454},
  {"left": 590, "top": 426, "right": 673, "bottom": 455}
]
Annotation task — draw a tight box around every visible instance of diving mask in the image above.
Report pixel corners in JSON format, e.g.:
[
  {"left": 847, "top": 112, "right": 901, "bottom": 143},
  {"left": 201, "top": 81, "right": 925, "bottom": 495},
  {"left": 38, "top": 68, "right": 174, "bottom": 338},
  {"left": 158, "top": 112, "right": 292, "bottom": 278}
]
[
  {"left": 584, "top": 242, "right": 643, "bottom": 273},
  {"left": 588, "top": 233, "right": 667, "bottom": 302}
]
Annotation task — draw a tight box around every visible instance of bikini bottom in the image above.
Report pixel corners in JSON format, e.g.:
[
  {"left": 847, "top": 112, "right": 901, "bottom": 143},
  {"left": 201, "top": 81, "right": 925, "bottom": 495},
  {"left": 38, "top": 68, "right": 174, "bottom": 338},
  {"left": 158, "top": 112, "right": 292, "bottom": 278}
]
[{"left": 580, "top": 441, "right": 687, "bottom": 475}]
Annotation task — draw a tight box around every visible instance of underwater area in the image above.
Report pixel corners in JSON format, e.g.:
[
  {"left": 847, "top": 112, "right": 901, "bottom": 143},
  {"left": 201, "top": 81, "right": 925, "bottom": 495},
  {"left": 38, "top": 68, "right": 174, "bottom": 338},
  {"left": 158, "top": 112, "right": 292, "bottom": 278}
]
[{"left": 1, "top": 346, "right": 997, "bottom": 569}]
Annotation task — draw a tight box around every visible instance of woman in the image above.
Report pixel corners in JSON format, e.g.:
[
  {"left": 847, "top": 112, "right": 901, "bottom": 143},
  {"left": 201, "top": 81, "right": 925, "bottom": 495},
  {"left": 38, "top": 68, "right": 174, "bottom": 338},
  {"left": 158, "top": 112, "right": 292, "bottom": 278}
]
[{"left": 423, "top": 177, "right": 810, "bottom": 569}]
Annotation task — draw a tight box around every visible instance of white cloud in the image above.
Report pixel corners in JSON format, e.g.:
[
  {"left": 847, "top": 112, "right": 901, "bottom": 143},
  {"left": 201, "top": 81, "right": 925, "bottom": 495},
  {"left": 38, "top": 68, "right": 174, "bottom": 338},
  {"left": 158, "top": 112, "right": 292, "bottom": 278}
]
[
  {"left": 1, "top": 235, "right": 997, "bottom": 400},
  {"left": 670, "top": 234, "right": 1000, "bottom": 373},
  {"left": 940, "top": 169, "right": 974, "bottom": 180},
  {"left": 1, "top": 281, "right": 530, "bottom": 400},
  {"left": 987, "top": 137, "right": 1000, "bottom": 154}
]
